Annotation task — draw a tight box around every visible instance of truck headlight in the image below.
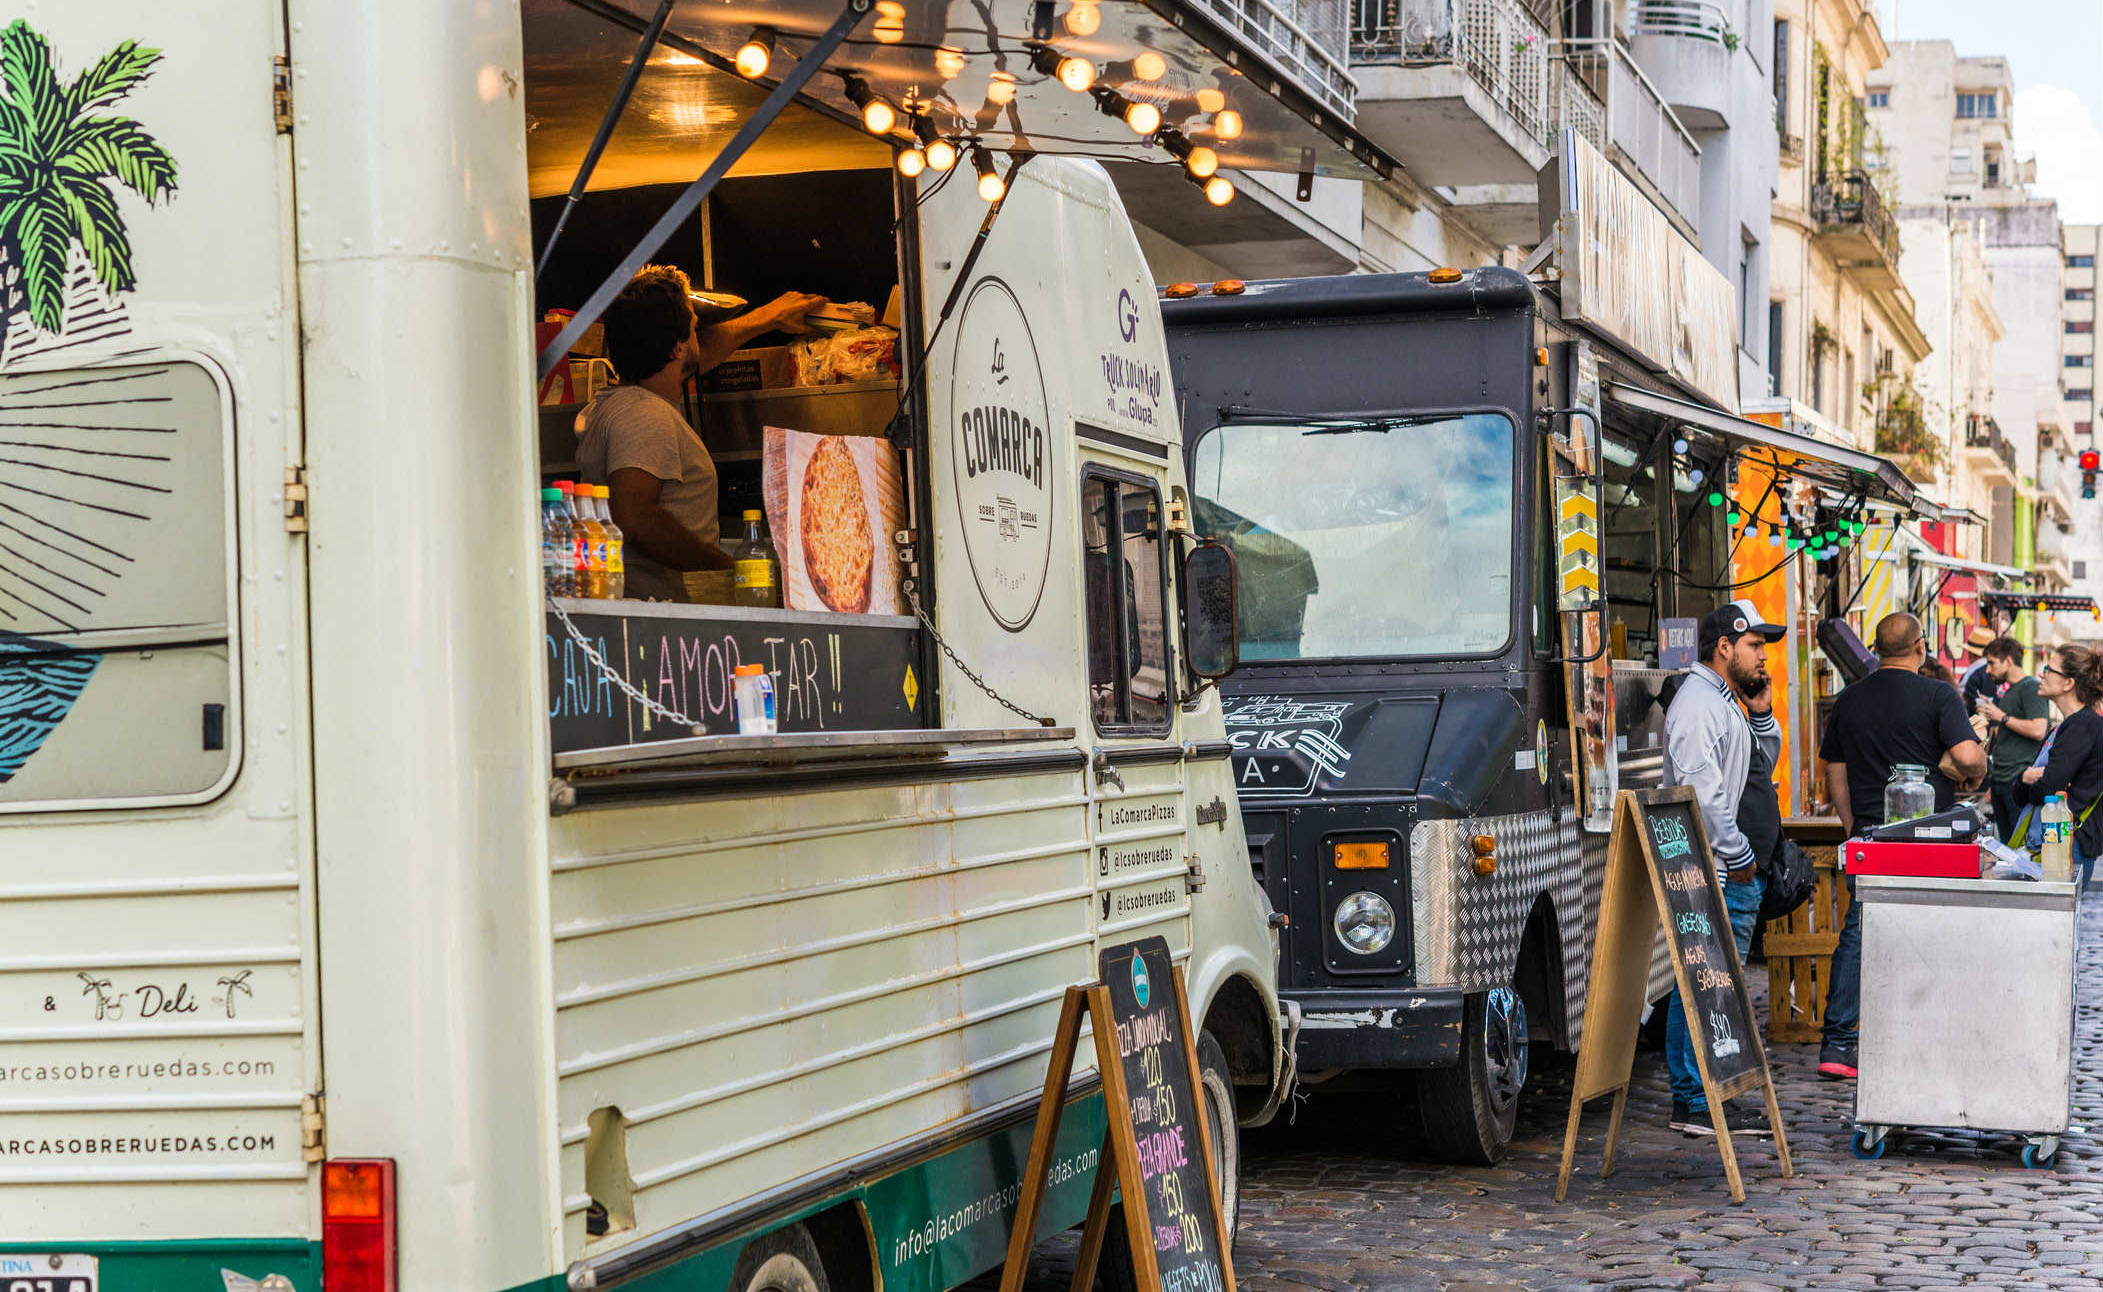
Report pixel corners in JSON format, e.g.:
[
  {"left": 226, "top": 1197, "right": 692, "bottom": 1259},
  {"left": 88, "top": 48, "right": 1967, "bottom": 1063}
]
[{"left": 1332, "top": 891, "right": 1395, "bottom": 955}]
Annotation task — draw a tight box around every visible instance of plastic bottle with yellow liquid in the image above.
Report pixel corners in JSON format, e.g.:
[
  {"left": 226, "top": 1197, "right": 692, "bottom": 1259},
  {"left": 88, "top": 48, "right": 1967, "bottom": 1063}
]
[
  {"left": 733, "top": 509, "right": 780, "bottom": 608},
  {"left": 589, "top": 485, "right": 625, "bottom": 599}
]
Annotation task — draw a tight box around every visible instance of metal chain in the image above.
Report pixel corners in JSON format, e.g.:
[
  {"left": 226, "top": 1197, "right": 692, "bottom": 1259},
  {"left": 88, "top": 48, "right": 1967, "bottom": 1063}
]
[
  {"left": 908, "top": 595, "right": 1054, "bottom": 728},
  {"left": 550, "top": 601, "right": 706, "bottom": 736}
]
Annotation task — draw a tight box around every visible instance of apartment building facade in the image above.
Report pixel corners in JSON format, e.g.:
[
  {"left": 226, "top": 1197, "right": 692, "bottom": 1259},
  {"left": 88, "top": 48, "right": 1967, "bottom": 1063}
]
[
  {"left": 2058, "top": 224, "right": 2099, "bottom": 632},
  {"left": 1764, "top": 0, "right": 1928, "bottom": 451}
]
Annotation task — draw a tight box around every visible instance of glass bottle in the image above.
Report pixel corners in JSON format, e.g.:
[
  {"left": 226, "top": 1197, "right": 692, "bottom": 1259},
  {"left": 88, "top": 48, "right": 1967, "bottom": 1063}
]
[
  {"left": 1883, "top": 763, "right": 1934, "bottom": 826},
  {"left": 733, "top": 509, "right": 781, "bottom": 609},
  {"left": 592, "top": 485, "right": 626, "bottom": 599},
  {"left": 540, "top": 487, "right": 575, "bottom": 597}
]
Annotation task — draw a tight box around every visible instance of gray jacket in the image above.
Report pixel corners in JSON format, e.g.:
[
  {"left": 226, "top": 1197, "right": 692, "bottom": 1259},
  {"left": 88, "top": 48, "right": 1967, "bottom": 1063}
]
[{"left": 1661, "top": 664, "right": 1780, "bottom": 873}]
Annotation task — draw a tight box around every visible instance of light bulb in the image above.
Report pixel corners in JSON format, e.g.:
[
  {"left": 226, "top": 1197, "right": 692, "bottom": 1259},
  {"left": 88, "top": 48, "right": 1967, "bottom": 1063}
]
[
  {"left": 863, "top": 98, "right": 897, "bottom": 134},
  {"left": 1672, "top": 436, "right": 1689, "bottom": 455},
  {"left": 1204, "top": 176, "right": 1234, "bottom": 206},
  {"left": 1768, "top": 530, "right": 1784, "bottom": 547},
  {"left": 1215, "top": 108, "right": 1243, "bottom": 139},
  {"left": 987, "top": 71, "right": 1017, "bottom": 105},
  {"left": 1133, "top": 52, "right": 1167, "bottom": 82},
  {"left": 1689, "top": 467, "right": 1705, "bottom": 484},
  {"left": 897, "top": 147, "right": 927, "bottom": 177},
  {"left": 874, "top": 18, "right": 905, "bottom": 43},
  {"left": 1125, "top": 101, "right": 1161, "bottom": 134},
  {"left": 935, "top": 47, "right": 967, "bottom": 80},
  {"left": 926, "top": 138, "right": 959, "bottom": 171},
  {"left": 1058, "top": 57, "right": 1095, "bottom": 92},
  {"left": 1065, "top": 1, "right": 1101, "bottom": 35},
  {"left": 735, "top": 29, "right": 774, "bottom": 79},
  {"left": 1196, "top": 87, "right": 1226, "bottom": 114},
  {"left": 978, "top": 167, "right": 1006, "bottom": 201},
  {"left": 1186, "top": 145, "right": 1219, "bottom": 178}
]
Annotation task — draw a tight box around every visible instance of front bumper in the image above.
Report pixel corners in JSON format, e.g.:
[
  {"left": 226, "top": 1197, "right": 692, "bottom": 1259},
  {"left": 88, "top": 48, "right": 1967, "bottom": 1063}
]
[{"left": 1287, "top": 986, "right": 1464, "bottom": 1069}]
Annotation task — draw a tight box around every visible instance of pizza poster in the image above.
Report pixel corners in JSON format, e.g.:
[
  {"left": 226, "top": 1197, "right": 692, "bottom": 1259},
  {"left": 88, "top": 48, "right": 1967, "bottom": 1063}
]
[{"left": 762, "top": 427, "right": 909, "bottom": 616}]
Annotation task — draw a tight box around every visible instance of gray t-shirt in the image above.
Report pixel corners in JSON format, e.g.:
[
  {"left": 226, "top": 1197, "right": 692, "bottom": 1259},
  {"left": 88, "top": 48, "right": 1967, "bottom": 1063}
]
[{"left": 575, "top": 386, "right": 719, "bottom": 601}]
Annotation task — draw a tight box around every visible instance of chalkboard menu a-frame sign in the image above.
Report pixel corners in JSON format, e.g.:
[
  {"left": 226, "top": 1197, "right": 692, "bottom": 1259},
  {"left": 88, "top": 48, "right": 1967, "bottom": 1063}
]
[
  {"left": 1555, "top": 787, "right": 1792, "bottom": 1205},
  {"left": 999, "top": 937, "right": 1235, "bottom": 1292}
]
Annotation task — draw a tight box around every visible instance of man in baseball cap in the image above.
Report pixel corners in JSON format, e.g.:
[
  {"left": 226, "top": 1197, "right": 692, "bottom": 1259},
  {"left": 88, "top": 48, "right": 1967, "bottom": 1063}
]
[{"left": 1660, "top": 598, "right": 1784, "bottom": 1137}]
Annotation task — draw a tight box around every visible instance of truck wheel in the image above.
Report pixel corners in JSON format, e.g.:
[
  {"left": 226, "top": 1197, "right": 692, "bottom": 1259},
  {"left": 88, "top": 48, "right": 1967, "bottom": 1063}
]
[
  {"left": 731, "top": 1223, "right": 830, "bottom": 1292},
  {"left": 1416, "top": 987, "right": 1527, "bottom": 1165},
  {"left": 1100, "top": 1031, "right": 1239, "bottom": 1292}
]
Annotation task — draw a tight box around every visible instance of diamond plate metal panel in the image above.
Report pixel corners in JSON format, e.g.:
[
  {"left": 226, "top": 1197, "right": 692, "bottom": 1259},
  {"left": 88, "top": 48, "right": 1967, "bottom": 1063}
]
[{"left": 1411, "top": 809, "right": 1567, "bottom": 994}]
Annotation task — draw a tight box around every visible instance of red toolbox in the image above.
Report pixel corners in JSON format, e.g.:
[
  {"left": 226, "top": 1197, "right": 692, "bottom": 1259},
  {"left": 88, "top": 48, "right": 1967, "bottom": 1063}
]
[{"left": 1843, "top": 839, "right": 1982, "bottom": 879}]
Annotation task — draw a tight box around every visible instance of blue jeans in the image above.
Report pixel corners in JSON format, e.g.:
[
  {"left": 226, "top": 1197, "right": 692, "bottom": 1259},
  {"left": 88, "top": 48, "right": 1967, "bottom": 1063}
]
[
  {"left": 1823, "top": 876, "right": 1860, "bottom": 1055},
  {"left": 1666, "top": 871, "right": 1766, "bottom": 1110}
]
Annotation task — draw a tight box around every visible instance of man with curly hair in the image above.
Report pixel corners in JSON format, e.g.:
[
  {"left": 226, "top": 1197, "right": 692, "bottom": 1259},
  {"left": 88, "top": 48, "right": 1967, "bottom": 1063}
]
[{"left": 577, "top": 265, "right": 823, "bottom": 600}]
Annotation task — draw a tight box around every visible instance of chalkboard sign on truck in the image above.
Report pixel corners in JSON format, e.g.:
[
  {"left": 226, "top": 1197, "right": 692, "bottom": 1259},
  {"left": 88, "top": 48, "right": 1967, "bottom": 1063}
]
[
  {"left": 999, "top": 937, "right": 1236, "bottom": 1292},
  {"left": 1555, "top": 788, "right": 1792, "bottom": 1204}
]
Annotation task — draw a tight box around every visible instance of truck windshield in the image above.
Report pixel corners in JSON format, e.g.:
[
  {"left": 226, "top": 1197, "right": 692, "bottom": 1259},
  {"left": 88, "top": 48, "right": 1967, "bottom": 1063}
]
[{"left": 1190, "top": 413, "right": 1515, "bottom": 660}]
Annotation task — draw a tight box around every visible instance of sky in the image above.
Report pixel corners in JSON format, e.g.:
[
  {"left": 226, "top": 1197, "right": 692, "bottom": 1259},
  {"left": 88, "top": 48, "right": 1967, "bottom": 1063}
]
[{"left": 1886, "top": 0, "right": 2103, "bottom": 223}]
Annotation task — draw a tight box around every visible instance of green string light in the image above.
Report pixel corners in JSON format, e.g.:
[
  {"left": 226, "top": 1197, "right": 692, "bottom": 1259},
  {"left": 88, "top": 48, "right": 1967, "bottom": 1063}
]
[{"left": 1707, "top": 490, "right": 1726, "bottom": 508}]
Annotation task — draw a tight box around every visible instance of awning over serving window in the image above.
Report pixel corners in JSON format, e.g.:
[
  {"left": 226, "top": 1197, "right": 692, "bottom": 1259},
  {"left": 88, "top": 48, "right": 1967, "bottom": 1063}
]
[
  {"left": 1606, "top": 383, "right": 1916, "bottom": 507},
  {"left": 526, "top": 0, "right": 1396, "bottom": 194},
  {"left": 1913, "top": 551, "right": 2027, "bottom": 581}
]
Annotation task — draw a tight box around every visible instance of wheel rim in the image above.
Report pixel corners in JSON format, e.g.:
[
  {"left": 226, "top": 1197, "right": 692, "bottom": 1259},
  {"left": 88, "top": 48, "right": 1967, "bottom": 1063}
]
[
  {"left": 1202, "top": 1061, "right": 1238, "bottom": 1229},
  {"left": 1483, "top": 987, "right": 1529, "bottom": 1114}
]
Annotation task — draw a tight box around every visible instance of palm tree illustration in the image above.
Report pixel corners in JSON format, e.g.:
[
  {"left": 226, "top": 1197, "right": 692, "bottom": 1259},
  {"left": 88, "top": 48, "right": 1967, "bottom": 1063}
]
[
  {"left": 0, "top": 20, "right": 178, "bottom": 350},
  {"left": 216, "top": 969, "right": 253, "bottom": 1019},
  {"left": 76, "top": 970, "right": 121, "bottom": 1020}
]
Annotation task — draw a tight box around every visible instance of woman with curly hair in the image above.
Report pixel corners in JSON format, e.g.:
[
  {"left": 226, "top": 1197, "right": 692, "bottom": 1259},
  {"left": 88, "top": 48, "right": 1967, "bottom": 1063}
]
[{"left": 2019, "top": 644, "right": 2103, "bottom": 888}]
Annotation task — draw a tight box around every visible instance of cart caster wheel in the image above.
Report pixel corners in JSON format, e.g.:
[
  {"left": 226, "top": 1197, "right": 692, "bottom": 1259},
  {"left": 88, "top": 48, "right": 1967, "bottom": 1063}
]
[
  {"left": 2022, "top": 1143, "right": 2057, "bottom": 1170},
  {"left": 1851, "top": 1129, "right": 1887, "bottom": 1160}
]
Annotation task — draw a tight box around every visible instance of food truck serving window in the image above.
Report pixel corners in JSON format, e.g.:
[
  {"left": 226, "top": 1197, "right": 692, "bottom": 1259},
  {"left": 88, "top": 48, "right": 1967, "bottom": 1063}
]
[{"left": 1190, "top": 413, "right": 1515, "bottom": 661}]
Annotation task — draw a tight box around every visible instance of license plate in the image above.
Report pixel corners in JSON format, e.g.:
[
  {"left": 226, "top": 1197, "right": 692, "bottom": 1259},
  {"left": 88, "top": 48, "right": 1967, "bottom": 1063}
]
[{"left": 0, "top": 1255, "right": 95, "bottom": 1292}]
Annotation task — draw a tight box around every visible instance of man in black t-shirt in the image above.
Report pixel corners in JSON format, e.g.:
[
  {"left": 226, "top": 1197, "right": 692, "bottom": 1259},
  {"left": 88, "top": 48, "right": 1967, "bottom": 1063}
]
[{"left": 1815, "top": 613, "right": 1987, "bottom": 1081}]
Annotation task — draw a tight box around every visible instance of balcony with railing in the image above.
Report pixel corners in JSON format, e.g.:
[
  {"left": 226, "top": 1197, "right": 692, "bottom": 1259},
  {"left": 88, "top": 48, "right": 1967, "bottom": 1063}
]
[
  {"left": 1811, "top": 170, "right": 1902, "bottom": 291},
  {"left": 1960, "top": 413, "right": 2018, "bottom": 486},
  {"left": 1627, "top": 0, "right": 1736, "bottom": 129},
  {"left": 1554, "top": 39, "right": 1703, "bottom": 235},
  {"left": 1198, "top": 0, "right": 1359, "bottom": 123},
  {"left": 1348, "top": 0, "right": 1554, "bottom": 186}
]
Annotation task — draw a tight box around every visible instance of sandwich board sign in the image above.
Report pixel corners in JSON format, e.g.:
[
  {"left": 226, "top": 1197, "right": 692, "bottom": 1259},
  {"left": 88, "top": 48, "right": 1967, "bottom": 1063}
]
[
  {"left": 1555, "top": 787, "right": 1792, "bottom": 1203},
  {"left": 1000, "top": 936, "right": 1233, "bottom": 1292}
]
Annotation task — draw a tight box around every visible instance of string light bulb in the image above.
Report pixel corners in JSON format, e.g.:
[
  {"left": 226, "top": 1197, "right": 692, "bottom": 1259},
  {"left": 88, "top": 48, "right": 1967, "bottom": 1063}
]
[
  {"left": 987, "top": 70, "right": 1017, "bottom": 105},
  {"left": 1065, "top": 1, "right": 1102, "bottom": 35},
  {"left": 1133, "top": 51, "right": 1167, "bottom": 81},
  {"left": 926, "top": 138, "right": 959, "bottom": 171},
  {"left": 1186, "top": 145, "right": 1219, "bottom": 178},
  {"left": 1058, "top": 57, "right": 1096, "bottom": 92},
  {"left": 1203, "top": 175, "right": 1235, "bottom": 206},
  {"left": 845, "top": 78, "right": 898, "bottom": 135},
  {"left": 935, "top": 47, "right": 967, "bottom": 80},
  {"left": 897, "top": 147, "right": 928, "bottom": 177},
  {"left": 1214, "top": 108, "right": 1243, "bottom": 139},
  {"left": 1196, "top": 87, "right": 1226, "bottom": 113},
  {"left": 735, "top": 27, "right": 775, "bottom": 79},
  {"left": 974, "top": 149, "right": 1006, "bottom": 202},
  {"left": 1125, "top": 101, "right": 1161, "bottom": 134}
]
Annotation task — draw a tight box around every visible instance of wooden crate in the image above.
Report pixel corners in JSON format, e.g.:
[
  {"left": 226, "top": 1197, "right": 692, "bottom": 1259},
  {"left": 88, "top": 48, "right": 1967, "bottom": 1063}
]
[{"left": 1761, "top": 846, "right": 1851, "bottom": 1043}]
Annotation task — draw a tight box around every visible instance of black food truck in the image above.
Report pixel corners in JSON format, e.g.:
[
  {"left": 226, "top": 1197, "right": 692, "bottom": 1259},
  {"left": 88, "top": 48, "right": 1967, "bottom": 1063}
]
[{"left": 1160, "top": 133, "right": 1918, "bottom": 1161}]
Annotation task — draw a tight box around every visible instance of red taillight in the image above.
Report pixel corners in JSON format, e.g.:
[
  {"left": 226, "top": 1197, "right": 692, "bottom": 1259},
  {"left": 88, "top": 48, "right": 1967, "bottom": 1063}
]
[{"left": 324, "top": 1158, "right": 397, "bottom": 1292}]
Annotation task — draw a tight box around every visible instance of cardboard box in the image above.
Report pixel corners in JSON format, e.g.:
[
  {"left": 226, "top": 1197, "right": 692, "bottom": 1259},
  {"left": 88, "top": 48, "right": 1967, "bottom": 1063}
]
[{"left": 702, "top": 345, "right": 795, "bottom": 393}]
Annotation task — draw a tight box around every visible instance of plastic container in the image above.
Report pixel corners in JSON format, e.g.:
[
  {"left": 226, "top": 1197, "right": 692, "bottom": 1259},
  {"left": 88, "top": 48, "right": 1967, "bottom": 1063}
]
[
  {"left": 553, "top": 481, "right": 589, "bottom": 597},
  {"left": 591, "top": 485, "right": 626, "bottom": 599},
  {"left": 733, "top": 663, "right": 776, "bottom": 735},
  {"left": 2041, "top": 793, "right": 2073, "bottom": 883},
  {"left": 540, "top": 488, "right": 575, "bottom": 597},
  {"left": 1883, "top": 763, "right": 1935, "bottom": 826},
  {"left": 569, "top": 482, "right": 608, "bottom": 600},
  {"left": 733, "top": 509, "right": 781, "bottom": 609}
]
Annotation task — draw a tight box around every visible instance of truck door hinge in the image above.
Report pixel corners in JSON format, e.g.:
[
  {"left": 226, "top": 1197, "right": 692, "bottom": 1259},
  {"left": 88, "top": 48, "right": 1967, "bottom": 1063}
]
[
  {"left": 283, "top": 465, "right": 309, "bottom": 533},
  {"left": 301, "top": 1092, "right": 326, "bottom": 1163},
  {"left": 273, "top": 56, "right": 293, "bottom": 134},
  {"left": 1184, "top": 853, "right": 1206, "bottom": 894}
]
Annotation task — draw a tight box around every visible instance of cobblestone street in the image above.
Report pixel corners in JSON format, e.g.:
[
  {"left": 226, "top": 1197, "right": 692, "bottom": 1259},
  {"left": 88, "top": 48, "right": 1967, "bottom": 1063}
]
[{"left": 993, "top": 903, "right": 2103, "bottom": 1291}]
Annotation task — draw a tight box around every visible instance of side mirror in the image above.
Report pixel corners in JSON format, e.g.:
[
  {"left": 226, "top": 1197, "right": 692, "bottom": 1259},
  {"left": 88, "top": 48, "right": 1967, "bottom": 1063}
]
[{"left": 1182, "top": 541, "right": 1240, "bottom": 680}]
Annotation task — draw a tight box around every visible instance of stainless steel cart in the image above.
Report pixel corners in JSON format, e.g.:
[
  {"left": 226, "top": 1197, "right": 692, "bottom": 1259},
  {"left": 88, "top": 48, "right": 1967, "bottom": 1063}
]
[{"left": 1851, "top": 874, "right": 2079, "bottom": 1168}]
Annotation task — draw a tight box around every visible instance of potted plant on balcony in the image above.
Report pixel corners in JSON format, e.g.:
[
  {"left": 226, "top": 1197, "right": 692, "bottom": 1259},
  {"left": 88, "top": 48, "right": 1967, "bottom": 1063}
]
[{"left": 1864, "top": 372, "right": 1944, "bottom": 484}]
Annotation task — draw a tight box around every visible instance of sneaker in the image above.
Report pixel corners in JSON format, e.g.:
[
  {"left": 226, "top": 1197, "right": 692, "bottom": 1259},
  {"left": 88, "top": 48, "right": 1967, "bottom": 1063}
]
[
  {"left": 1669, "top": 1099, "right": 1774, "bottom": 1137},
  {"left": 1818, "top": 1047, "right": 1858, "bottom": 1080}
]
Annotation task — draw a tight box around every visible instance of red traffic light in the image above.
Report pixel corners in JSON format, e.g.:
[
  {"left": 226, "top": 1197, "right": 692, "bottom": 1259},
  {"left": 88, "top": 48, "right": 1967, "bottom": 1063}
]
[{"left": 2082, "top": 450, "right": 2101, "bottom": 471}]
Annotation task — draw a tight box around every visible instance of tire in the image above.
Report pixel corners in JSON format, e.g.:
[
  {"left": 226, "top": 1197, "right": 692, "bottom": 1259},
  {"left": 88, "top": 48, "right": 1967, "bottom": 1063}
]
[
  {"left": 1100, "top": 1031, "right": 1240, "bottom": 1292},
  {"left": 1416, "top": 986, "right": 1528, "bottom": 1165},
  {"left": 731, "top": 1223, "right": 831, "bottom": 1292}
]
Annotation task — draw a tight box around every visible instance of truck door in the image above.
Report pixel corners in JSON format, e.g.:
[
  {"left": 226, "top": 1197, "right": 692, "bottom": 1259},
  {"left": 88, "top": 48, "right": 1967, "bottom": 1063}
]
[{"left": 0, "top": 6, "right": 319, "bottom": 1275}]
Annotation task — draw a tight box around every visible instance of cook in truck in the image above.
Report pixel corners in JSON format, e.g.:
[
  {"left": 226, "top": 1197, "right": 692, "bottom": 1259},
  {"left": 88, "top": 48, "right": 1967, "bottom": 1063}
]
[
  {"left": 1660, "top": 599, "right": 1785, "bottom": 1139},
  {"left": 576, "top": 264, "right": 825, "bottom": 601}
]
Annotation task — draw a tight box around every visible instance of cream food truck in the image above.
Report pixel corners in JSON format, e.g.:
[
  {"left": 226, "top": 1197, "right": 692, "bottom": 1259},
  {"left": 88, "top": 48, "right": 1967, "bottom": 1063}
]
[{"left": 0, "top": 2, "right": 1390, "bottom": 1290}]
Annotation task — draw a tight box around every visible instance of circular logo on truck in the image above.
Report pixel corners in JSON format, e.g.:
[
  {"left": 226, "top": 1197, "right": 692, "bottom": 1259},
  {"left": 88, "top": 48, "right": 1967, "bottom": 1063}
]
[{"left": 949, "top": 277, "right": 1054, "bottom": 632}]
